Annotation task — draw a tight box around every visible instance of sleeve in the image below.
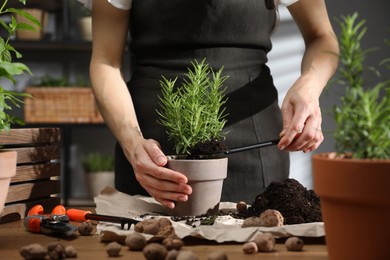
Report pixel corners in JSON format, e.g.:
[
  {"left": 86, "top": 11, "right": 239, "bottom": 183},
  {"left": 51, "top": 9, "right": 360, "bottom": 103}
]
[
  {"left": 107, "top": 0, "right": 132, "bottom": 10},
  {"left": 277, "top": 0, "right": 299, "bottom": 6},
  {"left": 77, "top": 0, "right": 132, "bottom": 10}
]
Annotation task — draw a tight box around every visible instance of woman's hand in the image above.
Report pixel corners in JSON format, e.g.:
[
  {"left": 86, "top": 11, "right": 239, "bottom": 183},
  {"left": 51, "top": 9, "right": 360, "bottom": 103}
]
[
  {"left": 278, "top": 0, "right": 339, "bottom": 152},
  {"left": 278, "top": 74, "right": 324, "bottom": 153},
  {"left": 123, "top": 136, "right": 192, "bottom": 209}
]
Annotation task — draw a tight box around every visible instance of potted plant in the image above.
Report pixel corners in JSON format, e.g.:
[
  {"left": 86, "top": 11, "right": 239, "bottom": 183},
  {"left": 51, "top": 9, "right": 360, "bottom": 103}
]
[
  {"left": 83, "top": 152, "right": 115, "bottom": 198},
  {"left": 77, "top": 4, "right": 92, "bottom": 41},
  {"left": 0, "top": 0, "right": 39, "bottom": 214},
  {"left": 157, "top": 59, "right": 229, "bottom": 216},
  {"left": 312, "top": 13, "right": 390, "bottom": 260}
]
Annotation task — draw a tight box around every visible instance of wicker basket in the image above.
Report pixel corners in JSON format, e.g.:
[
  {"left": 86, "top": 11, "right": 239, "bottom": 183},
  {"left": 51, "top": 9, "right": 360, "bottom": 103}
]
[{"left": 24, "top": 87, "right": 104, "bottom": 123}]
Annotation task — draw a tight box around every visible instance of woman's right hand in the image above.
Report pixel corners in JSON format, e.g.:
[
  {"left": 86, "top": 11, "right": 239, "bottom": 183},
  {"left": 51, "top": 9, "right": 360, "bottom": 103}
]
[
  {"left": 123, "top": 137, "right": 193, "bottom": 209},
  {"left": 90, "top": 0, "right": 192, "bottom": 210}
]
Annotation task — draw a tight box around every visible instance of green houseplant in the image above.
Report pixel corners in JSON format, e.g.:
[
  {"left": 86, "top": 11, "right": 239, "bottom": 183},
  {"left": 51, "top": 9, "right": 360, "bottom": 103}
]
[
  {"left": 157, "top": 59, "right": 229, "bottom": 216},
  {"left": 312, "top": 13, "right": 390, "bottom": 260},
  {"left": 0, "top": 0, "right": 39, "bottom": 215},
  {"left": 83, "top": 153, "right": 115, "bottom": 198}
]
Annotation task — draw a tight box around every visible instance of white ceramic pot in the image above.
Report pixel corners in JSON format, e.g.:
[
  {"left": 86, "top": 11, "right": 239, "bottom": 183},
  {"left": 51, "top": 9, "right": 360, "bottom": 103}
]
[
  {"left": 86, "top": 171, "right": 115, "bottom": 198},
  {"left": 0, "top": 151, "right": 17, "bottom": 215},
  {"left": 78, "top": 16, "right": 92, "bottom": 41},
  {"left": 166, "top": 157, "right": 228, "bottom": 216}
]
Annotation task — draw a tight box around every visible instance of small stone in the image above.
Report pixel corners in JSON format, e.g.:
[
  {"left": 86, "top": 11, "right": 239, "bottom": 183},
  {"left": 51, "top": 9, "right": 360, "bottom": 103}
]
[
  {"left": 236, "top": 201, "right": 247, "bottom": 212},
  {"left": 125, "top": 232, "right": 147, "bottom": 251},
  {"left": 259, "top": 209, "right": 284, "bottom": 227},
  {"left": 163, "top": 237, "right": 184, "bottom": 250},
  {"left": 253, "top": 233, "right": 275, "bottom": 252},
  {"left": 78, "top": 221, "right": 93, "bottom": 236},
  {"left": 47, "top": 242, "right": 65, "bottom": 259},
  {"left": 20, "top": 243, "right": 47, "bottom": 260},
  {"left": 143, "top": 243, "right": 168, "bottom": 260},
  {"left": 285, "top": 236, "right": 304, "bottom": 251},
  {"left": 166, "top": 249, "right": 179, "bottom": 260},
  {"left": 64, "top": 245, "right": 77, "bottom": 258},
  {"left": 242, "top": 241, "right": 258, "bottom": 254},
  {"left": 106, "top": 241, "right": 122, "bottom": 257}
]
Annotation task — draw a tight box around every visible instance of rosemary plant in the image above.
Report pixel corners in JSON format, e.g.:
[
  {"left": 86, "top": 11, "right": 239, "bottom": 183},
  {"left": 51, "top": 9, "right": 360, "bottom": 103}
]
[
  {"left": 332, "top": 13, "right": 390, "bottom": 159},
  {"left": 0, "top": 0, "right": 39, "bottom": 131},
  {"left": 157, "top": 59, "right": 229, "bottom": 156}
]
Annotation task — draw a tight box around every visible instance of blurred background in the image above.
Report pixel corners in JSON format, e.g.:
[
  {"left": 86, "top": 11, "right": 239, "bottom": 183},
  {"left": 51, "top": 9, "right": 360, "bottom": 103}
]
[{"left": 1, "top": 0, "right": 389, "bottom": 205}]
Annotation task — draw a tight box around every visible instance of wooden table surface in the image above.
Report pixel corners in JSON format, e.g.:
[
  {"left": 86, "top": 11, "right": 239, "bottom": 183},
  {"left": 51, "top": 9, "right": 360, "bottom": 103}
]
[{"left": 0, "top": 219, "right": 328, "bottom": 260}]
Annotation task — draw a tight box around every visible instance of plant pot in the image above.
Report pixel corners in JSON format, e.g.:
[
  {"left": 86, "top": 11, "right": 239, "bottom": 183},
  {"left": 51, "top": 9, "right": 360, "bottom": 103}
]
[
  {"left": 86, "top": 171, "right": 115, "bottom": 198},
  {"left": 15, "top": 8, "right": 48, "bottom": 40},
  {"left": 78, "top": 16, "right": 92, "bottom": 41},
  {"left": 0, "top": 151, "right": 17, "bottom": 215},
  {"left": 312, "top": 153, "right": 390, "bottom": 260},
  {"left": 166, "top": 157, "right": 228, "bottom": 216}
]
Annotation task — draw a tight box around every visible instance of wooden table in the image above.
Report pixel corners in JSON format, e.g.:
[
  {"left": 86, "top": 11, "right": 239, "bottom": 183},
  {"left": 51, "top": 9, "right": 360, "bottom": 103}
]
[{"left": 0, "top": 219, "right": 328, "bottom": 259}]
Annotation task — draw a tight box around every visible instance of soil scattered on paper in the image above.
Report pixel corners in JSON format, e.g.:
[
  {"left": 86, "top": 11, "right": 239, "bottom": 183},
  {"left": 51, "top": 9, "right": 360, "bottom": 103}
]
[
  {"left": 170, "top": 178, "right": 322, "bottom": 227},
  {"left": 239, "top": 178, "right": 322, "bottom": 224}
]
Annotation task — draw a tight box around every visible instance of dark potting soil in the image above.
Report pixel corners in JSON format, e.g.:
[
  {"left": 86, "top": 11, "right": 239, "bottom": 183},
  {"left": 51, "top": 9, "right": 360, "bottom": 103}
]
[
  {"left": 239, "top": 178, "right": 322, "bottom": 225},
  {"left": 187, "top": 139, "right": 228, "bottom": 159},
  {"left": 170, "top": 178, "right": 322, "bottom": 227}
]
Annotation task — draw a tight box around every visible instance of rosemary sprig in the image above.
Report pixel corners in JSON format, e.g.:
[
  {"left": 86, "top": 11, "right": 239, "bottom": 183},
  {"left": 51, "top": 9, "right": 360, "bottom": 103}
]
[{"left": 157, "top": 59, "right": 229, "bottom": 156}]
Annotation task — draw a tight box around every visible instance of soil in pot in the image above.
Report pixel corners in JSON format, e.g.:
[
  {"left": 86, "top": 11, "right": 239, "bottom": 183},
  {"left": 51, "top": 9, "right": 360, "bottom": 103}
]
[
  {"left": 187, "top": 139, "right": 228, "bottom": 159},
  {"left": 239, "top": 178, "right": 322, "bottom": 224}
]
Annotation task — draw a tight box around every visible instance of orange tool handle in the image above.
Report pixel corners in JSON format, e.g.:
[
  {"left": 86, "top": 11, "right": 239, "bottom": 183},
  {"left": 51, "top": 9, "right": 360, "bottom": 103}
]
[
  {"left": 52, "top": 205, "right": 66, "bottom": 215},
  {"left": 28, "top": 204, "right": 67, "bottom": 216},
  {"left": 66, "top": 208, "right": 92, "bottom": 221},
  {"left": 24, "top": 216, "right": 43, "bottom": 233},
  {"left": 28, "top": 205, "right": 44, "bottom": 216}
]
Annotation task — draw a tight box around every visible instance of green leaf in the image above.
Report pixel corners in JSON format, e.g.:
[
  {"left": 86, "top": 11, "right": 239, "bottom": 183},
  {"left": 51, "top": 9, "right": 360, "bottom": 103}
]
[
  {"left": 330, "top": 13, "right": 390, "bottom": 159},
  {"left": 6, "top": 8, "right": 41, "bottom": 29},
  {"left": 156, "top": 59, "right": 229, "bottom": 156}
]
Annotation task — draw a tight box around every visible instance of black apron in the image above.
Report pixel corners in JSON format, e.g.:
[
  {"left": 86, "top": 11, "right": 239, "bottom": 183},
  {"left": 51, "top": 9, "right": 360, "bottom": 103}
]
[{"left": 115, "top": 0, "right": 290, "bottom": 203}]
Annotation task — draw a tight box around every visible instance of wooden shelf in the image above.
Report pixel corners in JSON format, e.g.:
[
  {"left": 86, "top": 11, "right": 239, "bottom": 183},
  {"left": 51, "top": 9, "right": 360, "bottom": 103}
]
[{"left": 11, "top": 40, "right": 92, "bottom": 52}]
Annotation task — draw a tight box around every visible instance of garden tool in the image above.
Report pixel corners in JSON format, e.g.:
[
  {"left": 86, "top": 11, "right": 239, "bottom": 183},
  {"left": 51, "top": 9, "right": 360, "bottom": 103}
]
[
  {"left": 224, "top": 138, "right": 280, "bottom": 155},
  {"left": 24, "top": 204, "right": 77, "bottom": 237},
  {"left": 67, "top": 208, "right": 139, "bottom": 230},
  {"left": 220, "top": 133, "right": 302, "bottom": 156}
]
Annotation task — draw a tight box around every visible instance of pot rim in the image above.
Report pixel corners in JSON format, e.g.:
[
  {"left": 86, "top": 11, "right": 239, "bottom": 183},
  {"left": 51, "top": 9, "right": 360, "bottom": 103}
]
[
  {"left": 312, "top": 152, "right": 390, "bottom": 164},
  {"left": 167, "top": 155, "right": 228, "bottom": 162}
]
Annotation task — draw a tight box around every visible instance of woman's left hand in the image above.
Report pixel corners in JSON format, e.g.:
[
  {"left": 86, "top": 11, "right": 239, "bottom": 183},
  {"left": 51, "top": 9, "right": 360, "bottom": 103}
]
[{"left": 278, "top": 74, "right": 324, "bottom": 153}]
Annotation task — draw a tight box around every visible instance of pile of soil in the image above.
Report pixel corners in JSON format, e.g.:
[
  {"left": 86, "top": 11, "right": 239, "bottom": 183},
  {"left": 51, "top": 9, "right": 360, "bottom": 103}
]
[{"left": 239, "top": 178, "right": 322, "bottom": 225}]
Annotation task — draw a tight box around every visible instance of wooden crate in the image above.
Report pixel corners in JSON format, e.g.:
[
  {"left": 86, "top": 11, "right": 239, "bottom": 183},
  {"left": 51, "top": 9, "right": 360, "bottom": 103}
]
[
  {"left": 0, "top": 128, "right": 61, "bottom": 223},
  {"left": 24, "top": 87, "right": 104, "bottom": 123}
]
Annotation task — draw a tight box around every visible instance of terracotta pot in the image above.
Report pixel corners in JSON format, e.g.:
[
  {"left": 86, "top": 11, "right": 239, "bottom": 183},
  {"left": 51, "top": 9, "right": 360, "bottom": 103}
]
[
  {"left": 0, "top": 151, "right": 17, "bottom": 214},
  {"left": 86, "top": 171, "right": 115, "bottom": 198},
  {"left": 167, "top": 157, "right": 228, "bottom": 216},
  {"left": 312, "top": 153, "right": 390, "bottom": 260}
]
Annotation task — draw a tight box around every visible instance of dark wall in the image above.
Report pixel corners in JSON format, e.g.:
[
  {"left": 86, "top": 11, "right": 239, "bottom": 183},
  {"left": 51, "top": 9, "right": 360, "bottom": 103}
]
[{"left": 317, "top": 0, "right": 390, "bottom": 153}]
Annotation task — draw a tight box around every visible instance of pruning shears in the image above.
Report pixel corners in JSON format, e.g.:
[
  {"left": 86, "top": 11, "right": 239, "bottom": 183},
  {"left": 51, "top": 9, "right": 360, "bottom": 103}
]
[{"left": 24, "top": 205, "right": 77, "bottom": 237}]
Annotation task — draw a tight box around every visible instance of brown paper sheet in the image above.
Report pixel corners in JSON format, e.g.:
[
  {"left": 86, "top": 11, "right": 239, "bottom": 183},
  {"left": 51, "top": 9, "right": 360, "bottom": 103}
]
[{"left": 94, "top": 187, "right": 324, "bottom": 243}]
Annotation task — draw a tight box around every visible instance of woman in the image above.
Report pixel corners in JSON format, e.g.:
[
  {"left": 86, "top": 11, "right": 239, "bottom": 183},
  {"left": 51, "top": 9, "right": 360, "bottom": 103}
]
[{"left": 81, "top": 0, "right": 339, "bottom": 208}]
